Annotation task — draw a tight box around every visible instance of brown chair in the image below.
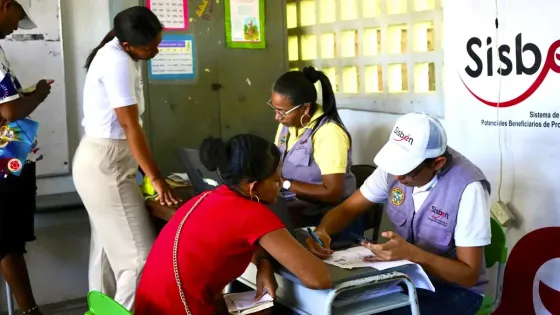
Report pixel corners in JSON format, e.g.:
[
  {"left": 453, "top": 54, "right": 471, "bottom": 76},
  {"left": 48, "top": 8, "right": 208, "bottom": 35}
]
[{"left": 351, "top": 164, "right": 384, "bottom": 242}]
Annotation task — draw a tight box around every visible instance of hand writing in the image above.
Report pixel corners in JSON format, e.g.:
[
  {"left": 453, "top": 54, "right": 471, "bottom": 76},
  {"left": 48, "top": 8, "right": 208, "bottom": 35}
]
[
  {"left": 305, "top": 229, "right": 333, "bottom": 259},
  {"left": 361, "top": 231, "right": 417, "bottom": 262}
]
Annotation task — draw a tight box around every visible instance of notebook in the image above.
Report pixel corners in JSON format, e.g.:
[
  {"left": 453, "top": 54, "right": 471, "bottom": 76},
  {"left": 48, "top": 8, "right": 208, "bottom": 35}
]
[{"left": 224, "top": 291, "right": 274, "bottom": 314}]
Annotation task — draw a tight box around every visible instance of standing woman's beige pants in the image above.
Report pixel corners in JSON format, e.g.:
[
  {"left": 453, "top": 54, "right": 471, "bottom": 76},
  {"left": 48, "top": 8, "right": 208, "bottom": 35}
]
[{"left": 72, "top": 136, "right": 155, "bottom": 311}]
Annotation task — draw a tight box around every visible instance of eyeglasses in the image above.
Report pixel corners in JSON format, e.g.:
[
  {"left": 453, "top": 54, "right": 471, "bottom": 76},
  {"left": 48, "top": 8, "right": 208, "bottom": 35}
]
[{"left": 267, "top": 100, "right": 303, "bottom": 119}]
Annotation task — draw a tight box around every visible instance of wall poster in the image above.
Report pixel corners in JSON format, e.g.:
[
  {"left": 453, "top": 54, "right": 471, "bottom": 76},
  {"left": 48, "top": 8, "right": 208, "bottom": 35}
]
[
  {"left": 148, "top": 34, "right": 196, "bottom": 81},
  {"left": 147, "top": 0, "right": 189, "bottom": 30},
  {"left": 224, "top": 0, "right": 266, "bottom": 49}
]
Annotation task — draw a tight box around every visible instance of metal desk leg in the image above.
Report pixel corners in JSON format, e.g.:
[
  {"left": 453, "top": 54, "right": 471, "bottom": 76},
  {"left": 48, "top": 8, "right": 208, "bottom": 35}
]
[
  {"left": 5, "top": 281, "right": 14, "bottom": 315},
  {"left": 402, "top": 278, "right": 420, "bottom": 315}
]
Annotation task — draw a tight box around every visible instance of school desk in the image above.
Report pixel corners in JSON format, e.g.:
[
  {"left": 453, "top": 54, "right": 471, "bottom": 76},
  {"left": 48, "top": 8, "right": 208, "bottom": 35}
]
[{"left": 145, "top": 188, "right": 420, "bottom": 315}]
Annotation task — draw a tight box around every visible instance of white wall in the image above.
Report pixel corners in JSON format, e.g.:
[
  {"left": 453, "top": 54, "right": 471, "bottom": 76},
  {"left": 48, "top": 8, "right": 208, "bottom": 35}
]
[
  {"left": 339, "top": 110, "right": 402, "bottom": 234},
  {"left": 0, "top": 0, "right": 111, "bottom": 311}
]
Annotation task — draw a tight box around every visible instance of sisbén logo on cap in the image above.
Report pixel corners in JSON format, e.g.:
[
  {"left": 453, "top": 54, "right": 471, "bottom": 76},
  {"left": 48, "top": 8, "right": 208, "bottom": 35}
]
[
  {"left": 393, "top": 127, "right": 414, "bottom": 145},
  {"left": 374, "top": 112, "right": 447, "bottom": 177}
]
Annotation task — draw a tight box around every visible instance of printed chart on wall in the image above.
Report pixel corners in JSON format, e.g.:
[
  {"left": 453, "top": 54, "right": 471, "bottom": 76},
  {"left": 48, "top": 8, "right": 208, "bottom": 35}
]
[
  {"left": 148, "top": 34, "right": 196, "bottom": 81},
  {"left": 147, "top": 0, "right": 188, "bottom": 30},
  {"left": 224, "top": 0, "right": 266, "bottom": 49}
]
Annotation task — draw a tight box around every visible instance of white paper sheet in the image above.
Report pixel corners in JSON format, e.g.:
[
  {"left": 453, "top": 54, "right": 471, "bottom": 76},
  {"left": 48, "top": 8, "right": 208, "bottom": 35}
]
[
  {"left": 169, "top": 172, "right": 189, "bottom": 182},
  {"left": 224, "top": 291, "right": 274, "bottom": 313},
  {"left": 324, "top": 246, "right": 435, "bottom": 291}
]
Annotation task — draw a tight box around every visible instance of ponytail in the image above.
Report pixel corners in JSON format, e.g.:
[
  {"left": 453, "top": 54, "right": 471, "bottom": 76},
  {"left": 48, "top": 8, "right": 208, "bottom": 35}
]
[
  {"left": 84, "top": 29, "right": 116, "bottom": 71},
  {"left": 302, "top": 67, "right": 351, "bottom": 142}
]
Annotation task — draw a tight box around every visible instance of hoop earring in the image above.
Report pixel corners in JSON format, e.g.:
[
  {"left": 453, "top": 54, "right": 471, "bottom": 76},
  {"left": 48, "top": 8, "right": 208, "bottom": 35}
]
[
  {"left": 250, "top": 194, "right": 260, "bottom": 203},
  {"left": 300, "top": 114, "right": 311, "bottom": 127}
]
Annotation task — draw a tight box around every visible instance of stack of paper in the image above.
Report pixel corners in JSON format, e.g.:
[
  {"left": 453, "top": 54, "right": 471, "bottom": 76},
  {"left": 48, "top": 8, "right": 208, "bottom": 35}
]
[
  {"left": 224, "top": 291, "right": 274, "bottom": 314},
  {"left": 166, "top": 173, "right": 191, "bottom": 187},
  {"left": 324, "top": 246, "right": 435, "bottom": 292}
]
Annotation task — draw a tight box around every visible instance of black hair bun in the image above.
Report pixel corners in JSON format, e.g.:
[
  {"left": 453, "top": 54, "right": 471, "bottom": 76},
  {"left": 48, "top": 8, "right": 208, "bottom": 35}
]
[
  {"left": 199, "top": 137, "right": 227, "bottom": 172},
  {"left": 302, "top": 66, "right": 321, "bottom": 84}
]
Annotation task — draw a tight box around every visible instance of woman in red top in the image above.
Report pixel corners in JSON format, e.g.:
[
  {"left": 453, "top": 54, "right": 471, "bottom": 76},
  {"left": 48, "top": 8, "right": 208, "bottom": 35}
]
[{"left": 135, "top": 134, "right": 332, "bottom": 314}]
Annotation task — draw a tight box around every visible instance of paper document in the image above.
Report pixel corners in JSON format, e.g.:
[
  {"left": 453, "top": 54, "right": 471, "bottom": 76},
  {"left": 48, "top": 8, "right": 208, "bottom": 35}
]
[
  {"left": 224, "top": 291, "right": 274, "bottom": 314},
  {"left": 166, "top": 173, "right": 190, "bottom": 188},
  {"left": 169, "top": 173, "right": 190, "bottom": 182},
  {"left": 325, "top": 246, "right": 435, "bottom": 291}
]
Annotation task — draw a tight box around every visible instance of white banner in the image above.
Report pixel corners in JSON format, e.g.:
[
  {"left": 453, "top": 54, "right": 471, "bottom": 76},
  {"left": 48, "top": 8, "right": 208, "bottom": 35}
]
[{"left": 444, "top": 1, "right": 560, "bottom": 314}]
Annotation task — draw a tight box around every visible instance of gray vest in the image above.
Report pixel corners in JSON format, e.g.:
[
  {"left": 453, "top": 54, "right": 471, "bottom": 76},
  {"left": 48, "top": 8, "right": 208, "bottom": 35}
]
[
  {"left": 277, "top": 117, "right": 356, "bottom": 215},
  {"left": 385, "top": 148, "right": 490, "bottom": 294}
]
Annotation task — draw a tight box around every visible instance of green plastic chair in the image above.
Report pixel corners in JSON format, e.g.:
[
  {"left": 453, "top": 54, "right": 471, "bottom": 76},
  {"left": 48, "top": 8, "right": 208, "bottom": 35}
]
[
  {"left": 85, "top": 291, "right": 131, "bottom": 315},
  {"left": 476, "top": 217, "right": 508, "bottom": 315}
]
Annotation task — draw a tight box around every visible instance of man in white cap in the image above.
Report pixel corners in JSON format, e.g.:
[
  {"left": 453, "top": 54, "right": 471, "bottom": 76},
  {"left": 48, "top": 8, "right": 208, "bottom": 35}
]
[
  {"left": 306, "top": 112, "right": 491, "bottom": 314},
  {"left": 0, "top": 1, "right": 52, "bottom": 314}
]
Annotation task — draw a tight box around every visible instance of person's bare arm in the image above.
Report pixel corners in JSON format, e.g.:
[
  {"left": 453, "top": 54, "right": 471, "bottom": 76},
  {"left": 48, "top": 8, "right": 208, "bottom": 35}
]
[
  {"left": 0, "top": 96, "right": 42, "bottom": 122},
  {"left": 289, "top": 174, "right": 345, "bottom": 204},
  {"left": 114, "top": 105, "right": 162, "bottom": 181},
  {"left": 411, "top": 246, "right": 484, "bottom": 287},
  {"left": 259, "top": 229, "right": 332, "bottom": 289},
  {"left": 0, "top": 80, "right": 50, "bottom": 122},
  {"left": 316, "top": 190, "right": 374, "bottom": 235}
]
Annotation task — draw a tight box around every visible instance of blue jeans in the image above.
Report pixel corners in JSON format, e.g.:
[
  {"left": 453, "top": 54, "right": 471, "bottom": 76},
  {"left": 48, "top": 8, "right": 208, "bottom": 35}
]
[
  {"left": 382, "top": 277, "right": 483, "bottom": 315},
  {"left": 302, "top": 212, "right": 365, "bottom": 243}
]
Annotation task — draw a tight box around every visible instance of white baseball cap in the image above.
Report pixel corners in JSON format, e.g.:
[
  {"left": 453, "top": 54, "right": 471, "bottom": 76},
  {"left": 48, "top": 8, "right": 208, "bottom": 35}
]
[
  {"left": 374, "top": 112, "right": 447, "bottom": 176},
  {"left": 15, "top": 0, "right": 37, "bottom": 30}
]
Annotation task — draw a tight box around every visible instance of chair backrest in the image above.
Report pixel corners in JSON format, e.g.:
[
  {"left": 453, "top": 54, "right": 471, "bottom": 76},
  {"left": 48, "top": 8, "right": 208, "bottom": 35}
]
[
  {"left": 485, "top": 217, "right": 508, "bottom": 268},
  {"left": 350, "top": 164, "right": 384, "bottom": 241},
  {"left": 351, "top": 164, "right": 376, "bottom": 187},
  {"left": 86, "top": 291, "right": 131, "bottom": 315}
]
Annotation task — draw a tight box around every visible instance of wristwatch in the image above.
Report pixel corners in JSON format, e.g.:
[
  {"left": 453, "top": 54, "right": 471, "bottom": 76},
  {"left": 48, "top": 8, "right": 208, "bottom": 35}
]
[{"left": 282, "top": 180, "right": 291, "bottom": 190}]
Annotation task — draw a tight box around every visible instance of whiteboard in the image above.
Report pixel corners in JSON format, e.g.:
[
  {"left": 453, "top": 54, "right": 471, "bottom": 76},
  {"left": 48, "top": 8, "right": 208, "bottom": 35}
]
[{"left": 1, "top": 0, "right": 68, "bottom": 176}]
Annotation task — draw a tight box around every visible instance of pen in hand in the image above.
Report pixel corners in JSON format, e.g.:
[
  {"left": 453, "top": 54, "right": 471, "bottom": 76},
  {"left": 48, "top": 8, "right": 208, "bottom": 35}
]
[{"left": 306, "top": 227, "right": 325, "bottom": 248}]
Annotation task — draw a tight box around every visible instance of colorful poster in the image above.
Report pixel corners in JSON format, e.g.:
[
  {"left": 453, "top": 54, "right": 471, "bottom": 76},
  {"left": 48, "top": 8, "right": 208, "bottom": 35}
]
[
  {"left": 148, "top": 34, "right": 196, "bottom": 81},
  {"left": 445, "top": 1, "right": 560, "bottom": 314},
  {"left": 0, "top": 118, "right": 39, "bottom": 176},
  {"left": 224, "top": 0, "right": 266, "bottom": 49},
  {"left": 147, "top": 0, "right": 188, "bottom": 30}
]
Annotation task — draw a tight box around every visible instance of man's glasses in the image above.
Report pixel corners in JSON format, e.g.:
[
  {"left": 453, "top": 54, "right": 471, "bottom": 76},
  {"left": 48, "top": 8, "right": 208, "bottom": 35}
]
[{"left": 267, "top": 100, "right": 302, "bottom": 119}]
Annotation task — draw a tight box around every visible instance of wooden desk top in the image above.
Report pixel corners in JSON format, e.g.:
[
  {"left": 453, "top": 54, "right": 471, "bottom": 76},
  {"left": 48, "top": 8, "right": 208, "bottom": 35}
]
[{"left": 145, "top": 186, "right": 195, "bottom": 221}]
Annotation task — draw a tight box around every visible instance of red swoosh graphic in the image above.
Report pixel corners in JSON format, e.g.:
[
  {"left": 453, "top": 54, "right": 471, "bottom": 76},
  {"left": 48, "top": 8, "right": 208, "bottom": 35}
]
[
  {"left": 460, "top": 39, "right": 560, "bottom": 108},
  {"left": 539, "top": 280, "right": 560, "bottom": 314},
  {"left": 493, "top": 227, "right": 560, "bottom": 315}
]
